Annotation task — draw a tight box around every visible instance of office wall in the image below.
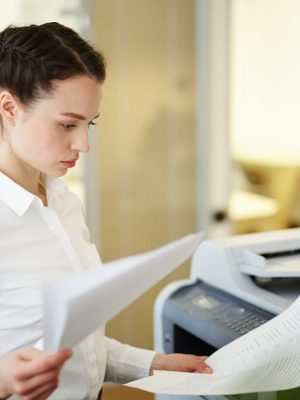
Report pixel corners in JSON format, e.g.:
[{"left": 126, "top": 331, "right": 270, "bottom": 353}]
[
  {"left": 91, "top": 0, "right": 197, "bottom": 349},
  {"left": 231, "top": 0, "right": 300, "bottom": 161},
  {"left": 230, "top": 0, "right": 300, "bottom": 228}
]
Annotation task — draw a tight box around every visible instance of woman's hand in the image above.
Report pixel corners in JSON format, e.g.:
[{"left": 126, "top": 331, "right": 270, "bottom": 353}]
[
  {"left": 150, "top": 353, "right": 213, "bottom": 375},
  {"left": 0, "top": 348, "right": 72, "bottom": 400}
]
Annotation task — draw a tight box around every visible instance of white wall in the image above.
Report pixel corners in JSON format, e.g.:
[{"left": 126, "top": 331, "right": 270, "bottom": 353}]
[
  {"left": 231, "top": 0, "right": 300, "bottom": 162},
  {"left": 0, "top": 0, "right": 81, "bottom": 29}
]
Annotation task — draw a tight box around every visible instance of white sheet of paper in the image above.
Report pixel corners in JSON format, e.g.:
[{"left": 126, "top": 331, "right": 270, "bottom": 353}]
[
  {"left": 126, "top": 296, "right": 300, "bottom": 395},
  {"left": 43, "top": 232, "right": 204, "bottom": 352}
]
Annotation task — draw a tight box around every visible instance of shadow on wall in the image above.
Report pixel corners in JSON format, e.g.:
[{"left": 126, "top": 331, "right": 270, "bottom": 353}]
[{"left": 131, "top": 76, "right": 197, "bottom": 241}]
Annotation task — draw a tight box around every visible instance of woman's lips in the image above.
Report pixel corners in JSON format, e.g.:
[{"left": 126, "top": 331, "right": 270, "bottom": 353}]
[{"left": 60, "top": 158, "right": 78, "bottom": 168}]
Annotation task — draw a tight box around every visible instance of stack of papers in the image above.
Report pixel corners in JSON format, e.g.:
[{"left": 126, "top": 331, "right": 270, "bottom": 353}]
[
  {"left": 126, "top": 296, "right": 300, "bottom": 395},
  {"left": 43, "top": 233, "right": 204, "bottom": 352}
]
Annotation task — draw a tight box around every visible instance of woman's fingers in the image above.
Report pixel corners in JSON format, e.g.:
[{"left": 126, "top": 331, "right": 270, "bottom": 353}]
[
  {"left": 21, "top": 381, "right": 59, "bottom": 400},
  {"left": 10, "top": 348, "right": 72, "bottom": 399},
  {"left": 15, "top": 348, "right": 72, "bottom": 380},
  {"left": 150, "top": 353, "right": 213, "bottom": 374},
  {"left": 176, "top": 355, "right": 212, "bottom": 373},
  {"left": 0, "top": 348, "right": 72, "bottom": 399},
  {"left": 193, "top": 356, "right": 213, "bottom": 373},
  {"left": 14, "top": 370, "right": 58, "bottom": 396}
]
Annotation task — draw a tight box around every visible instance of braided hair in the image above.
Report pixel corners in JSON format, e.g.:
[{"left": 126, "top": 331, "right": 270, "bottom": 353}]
[{"left": 0, "top": 22, "right": 106, "bottom": 106}]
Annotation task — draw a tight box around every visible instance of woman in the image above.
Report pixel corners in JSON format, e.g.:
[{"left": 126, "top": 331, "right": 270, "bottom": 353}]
[{"left": 0, "top": 22, "right": 211, "bottom": 400}]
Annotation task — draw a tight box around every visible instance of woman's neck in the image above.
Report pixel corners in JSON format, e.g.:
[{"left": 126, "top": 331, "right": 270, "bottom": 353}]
[{"left": 0, "top": 141, "right": 47, "bottom": 205}]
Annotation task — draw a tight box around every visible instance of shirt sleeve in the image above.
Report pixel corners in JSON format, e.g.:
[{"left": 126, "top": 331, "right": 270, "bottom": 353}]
[{"left": 104, "top": 336, "right": 156, "bottom": 383}]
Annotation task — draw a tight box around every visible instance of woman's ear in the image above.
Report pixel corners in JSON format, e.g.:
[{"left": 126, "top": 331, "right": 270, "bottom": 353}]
[{"left": 0, "top": 90, "right": 18, "bottom": 124}]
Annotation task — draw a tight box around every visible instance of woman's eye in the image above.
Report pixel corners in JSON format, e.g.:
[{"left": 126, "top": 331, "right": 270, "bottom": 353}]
[
  {"left": 62, "top": 124, "right": 77, "bottom": 130},
  {"left": 88, "top": 121, "right": 97, "bottom": 128}
]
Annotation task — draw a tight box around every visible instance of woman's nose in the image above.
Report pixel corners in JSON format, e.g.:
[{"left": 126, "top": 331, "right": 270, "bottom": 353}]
[{"left": 72, "top": 130, "right": 90, "bottom": 153}]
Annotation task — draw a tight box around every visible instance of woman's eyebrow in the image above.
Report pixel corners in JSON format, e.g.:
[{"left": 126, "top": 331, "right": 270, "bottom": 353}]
[{"left": 60, "top": 112, "right": 100, "bottom": 120}]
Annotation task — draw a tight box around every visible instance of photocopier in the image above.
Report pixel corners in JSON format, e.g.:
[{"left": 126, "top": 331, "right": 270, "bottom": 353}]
[{"left": 154, "top": 228, "right": 300, "bottom": 400}]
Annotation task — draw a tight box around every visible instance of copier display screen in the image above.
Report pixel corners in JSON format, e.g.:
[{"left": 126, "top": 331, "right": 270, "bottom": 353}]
[{"left": 192, "top": 294, "right": 220, "bottom": 309}]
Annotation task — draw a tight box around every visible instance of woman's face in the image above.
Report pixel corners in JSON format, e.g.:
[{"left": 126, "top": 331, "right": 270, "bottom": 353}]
[{"left": 5, "top": 75, "right": 103, "bottom": 177}]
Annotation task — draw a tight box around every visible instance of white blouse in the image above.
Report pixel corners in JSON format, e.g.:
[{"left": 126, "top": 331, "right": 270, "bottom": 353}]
[{"left": 0, "top": 172, "right": 155, "bottom": 400}]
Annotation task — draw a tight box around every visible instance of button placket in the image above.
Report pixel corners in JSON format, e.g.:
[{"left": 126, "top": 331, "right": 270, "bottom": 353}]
[
  {"left": 35, "top": 203, "right": 83, "bottom": 273},
  {"left": 35, "top": 200, "right": 102, "bottom": 399}
]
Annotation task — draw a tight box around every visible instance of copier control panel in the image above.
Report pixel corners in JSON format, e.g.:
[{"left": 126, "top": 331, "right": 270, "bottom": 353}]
[{"left": 162, "top": 280, "right": 275, "bottom": 355}]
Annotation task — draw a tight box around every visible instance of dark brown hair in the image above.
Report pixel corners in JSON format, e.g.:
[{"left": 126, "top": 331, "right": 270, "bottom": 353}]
[{"left": 0, "top": 22, "right": 106, "bottom": 106}]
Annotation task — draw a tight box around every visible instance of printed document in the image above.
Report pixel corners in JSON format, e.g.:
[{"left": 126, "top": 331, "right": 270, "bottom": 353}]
[
  {"left": 43, "top": 233, "right": 203, "bottom": 352},
  {"left": 126, "top": 296, "right": 300, "bottom": 395}
]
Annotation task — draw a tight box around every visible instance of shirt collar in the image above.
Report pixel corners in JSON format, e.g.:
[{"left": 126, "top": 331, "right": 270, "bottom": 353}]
[
  {"left": 0, "top": 172, "right": 70, "bottom": 217},
  {"left": 45, "top": 175, "right": 68, "bottom": 195},
  {"left": 0, "top": 172, "right": 38, "bottom": 216}
]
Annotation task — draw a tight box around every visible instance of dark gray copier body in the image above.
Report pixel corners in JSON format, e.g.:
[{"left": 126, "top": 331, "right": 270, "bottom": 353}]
[{"left": 162, "top": 280, "right": 274, "bottom": 356}]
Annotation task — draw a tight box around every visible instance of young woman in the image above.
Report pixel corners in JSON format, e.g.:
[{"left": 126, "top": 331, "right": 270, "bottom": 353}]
[{"left": 0, "top": 23, "right": 211, "bottom": 400}]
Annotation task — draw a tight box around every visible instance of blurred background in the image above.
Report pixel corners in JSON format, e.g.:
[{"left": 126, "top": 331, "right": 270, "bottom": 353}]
[{"left": 2, "top": 0, "right": 300, "bottom": 398}]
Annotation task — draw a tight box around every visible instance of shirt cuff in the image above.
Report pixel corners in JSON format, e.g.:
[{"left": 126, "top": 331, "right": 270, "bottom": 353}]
[{"left": 105, "top": 337, "right": 156, "bottom": 383}]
